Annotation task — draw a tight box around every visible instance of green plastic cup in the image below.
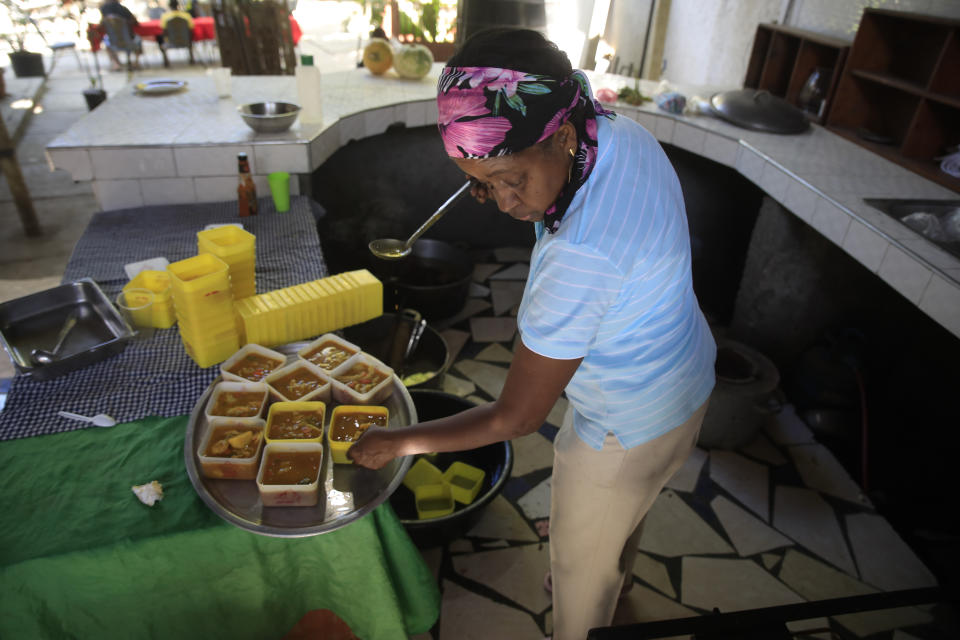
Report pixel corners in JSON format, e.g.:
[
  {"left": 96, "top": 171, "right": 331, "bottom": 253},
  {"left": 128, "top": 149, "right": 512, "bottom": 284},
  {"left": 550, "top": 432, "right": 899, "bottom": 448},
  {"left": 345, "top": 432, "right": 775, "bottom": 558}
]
[{"left": 267, "top": 171, "right": 291, "bottom": 212}]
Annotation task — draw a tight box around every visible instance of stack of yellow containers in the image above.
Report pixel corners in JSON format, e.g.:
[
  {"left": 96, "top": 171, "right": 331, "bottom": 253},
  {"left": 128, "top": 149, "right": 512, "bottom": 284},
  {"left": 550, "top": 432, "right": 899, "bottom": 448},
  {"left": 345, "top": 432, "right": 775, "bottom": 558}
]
[
  {"left": 167, "top": 253, "right": 240, "bottom": 367},
  {"left": 235, "top": 270, "right": 382, "bottom": 347},
  {"left": 122, "top": 270, "right": 177, "bottom": 329},
  {"left": 197, "top": 225, "right": 256, "bottom": 299}
]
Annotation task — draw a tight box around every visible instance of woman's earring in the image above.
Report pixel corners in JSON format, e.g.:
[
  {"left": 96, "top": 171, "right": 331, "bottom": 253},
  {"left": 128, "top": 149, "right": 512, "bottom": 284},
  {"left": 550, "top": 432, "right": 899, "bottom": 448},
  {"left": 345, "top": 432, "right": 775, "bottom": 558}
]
[{"left": 568, "top": 148, "right": 575, "bottom": 157}]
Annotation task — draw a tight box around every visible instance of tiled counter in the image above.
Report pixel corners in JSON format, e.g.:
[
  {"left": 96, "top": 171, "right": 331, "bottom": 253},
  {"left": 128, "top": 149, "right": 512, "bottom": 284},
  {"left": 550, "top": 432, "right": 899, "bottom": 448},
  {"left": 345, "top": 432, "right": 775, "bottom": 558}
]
[{"left": 46, "top": 68, "right": 960, "bottom": 340}]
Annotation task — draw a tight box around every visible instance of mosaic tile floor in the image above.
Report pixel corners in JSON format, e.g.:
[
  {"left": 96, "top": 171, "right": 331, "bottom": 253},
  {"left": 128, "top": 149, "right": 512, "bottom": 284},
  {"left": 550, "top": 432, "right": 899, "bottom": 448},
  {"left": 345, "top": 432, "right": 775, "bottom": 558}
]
[{"left": 403, "top": 245, "right": 954, "bottom": 640}]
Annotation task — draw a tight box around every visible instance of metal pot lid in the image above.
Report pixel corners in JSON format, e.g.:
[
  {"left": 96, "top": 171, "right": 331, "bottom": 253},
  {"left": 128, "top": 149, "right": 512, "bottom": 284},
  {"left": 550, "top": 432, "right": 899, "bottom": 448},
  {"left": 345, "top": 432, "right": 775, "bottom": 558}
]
[{"left": 710, "top": 89, "right": 810, "bottom": 134}]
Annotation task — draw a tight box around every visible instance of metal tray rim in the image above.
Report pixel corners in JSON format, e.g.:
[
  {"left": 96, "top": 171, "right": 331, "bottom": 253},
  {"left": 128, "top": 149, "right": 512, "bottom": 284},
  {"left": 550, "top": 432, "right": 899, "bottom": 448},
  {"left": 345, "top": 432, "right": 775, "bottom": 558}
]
[{"left": 184, "top": 358, "right": 417, "bottom": 537}]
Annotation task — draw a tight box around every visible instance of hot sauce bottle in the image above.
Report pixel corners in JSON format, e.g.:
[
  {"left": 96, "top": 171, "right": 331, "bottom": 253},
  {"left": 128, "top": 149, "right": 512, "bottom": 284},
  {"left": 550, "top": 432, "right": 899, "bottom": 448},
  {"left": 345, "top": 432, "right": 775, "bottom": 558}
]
[{"left": 237, "top": 152, "right": 258, "bottom": 216}]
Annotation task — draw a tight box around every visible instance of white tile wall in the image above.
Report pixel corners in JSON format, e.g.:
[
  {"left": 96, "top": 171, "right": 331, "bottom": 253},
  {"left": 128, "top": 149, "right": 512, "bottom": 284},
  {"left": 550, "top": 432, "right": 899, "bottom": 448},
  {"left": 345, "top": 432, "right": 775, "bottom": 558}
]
[
  {"left": 878, "top": 244, "right": 934, "bottom": 305},
  {"left": 364, "top": 106, "right": 401, "bottom": 137},
  {"left": 46, "top": 148, "right": 92, "bottom": 181},
  {"left": 758, "top": 162, "right": 792, "bottom": 205},
  {"left": 404, "top": 100, "right": 430, "bottom": 128},
  {"left": 673, "top": 122, "right": 707, "bottom": 155},
  {"left": 92, "top": 179, "right": 144, "bottom": 210},
  {"left": 841, "top": 219, "right": 889, "bottom": 273},
  {"left": 253, "top": 144, "right": 310, "bottom": 174},
  {"left": 782, "top": 180, "right": 819, "bottom": 224},
  {"left": 141, "top": 178, "right": 197, "bottom": 205},
  {"left": 309, "top": 128, "right": 341, "bottom": 168},
  {"left": 808, "top": 197, "right": 851, "bottom": 247},
  {"left": 633, "top": 111, "right": 659, "bottom": 135},
  {"left": 654, "top": 116, "right": 676, "bottom": 143},
  {"left": 424, "top": 99, "right": 439, "bottom": 125},
  {"left": 174, "top": 145, "right": 255, "bottom": 177},
  {"left": 91, "top": 148, "right": 177, "bottom": 180},
  {"left": 736, "top": 146, "right": 766, "bottom": 186},
  {"left": 919, "top": 274, "right": 960, "bottom": 339},
  {"left": 338, "top": 113, "right": 365, "bottom": 145},
  {"left": 194, "top": 176, "right": 237, "bottom": 203},
  {"left": 701, "top": 134, "right": 740, "bottom": 167}
]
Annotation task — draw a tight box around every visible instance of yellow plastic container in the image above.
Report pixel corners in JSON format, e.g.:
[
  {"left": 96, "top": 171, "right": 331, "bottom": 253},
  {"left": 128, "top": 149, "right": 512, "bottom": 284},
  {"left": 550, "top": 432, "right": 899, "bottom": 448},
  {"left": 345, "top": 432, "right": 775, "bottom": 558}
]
[
  {"left": 167, "top": 253, "right": 231, "bottom": 296},
  {"left": 327, "top": 404, "right": 388, "bottom": 464},
  {"left": 256, "top": 442, "right": 324, "bottom": 507},
  {"left": 197, "top": 225, "right": 256, "bottom": 258},
  {"left": 125, "top": 270, "right": 176, "bottom": 329},
  {"left": 265, "top": 401, "right": 327, "bottom": 443},
  {"left": 181, "top": 331, "right": 240, "bottom": 368},
  {"left": 414, "top": 483, "right": 455, "bottom": 519},
  {"left": 443, "top": 461, "right": 486, "bottom": 505},
  {"left": 402, "top": 457, "right": 444, "bottom": 493}
]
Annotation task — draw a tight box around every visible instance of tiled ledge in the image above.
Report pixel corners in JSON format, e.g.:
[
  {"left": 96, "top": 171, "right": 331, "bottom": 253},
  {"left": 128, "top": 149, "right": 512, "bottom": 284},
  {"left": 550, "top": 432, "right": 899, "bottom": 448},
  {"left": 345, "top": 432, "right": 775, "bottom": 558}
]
[{"left": 45, "top": 68, "right": 960, "bottom": 340}]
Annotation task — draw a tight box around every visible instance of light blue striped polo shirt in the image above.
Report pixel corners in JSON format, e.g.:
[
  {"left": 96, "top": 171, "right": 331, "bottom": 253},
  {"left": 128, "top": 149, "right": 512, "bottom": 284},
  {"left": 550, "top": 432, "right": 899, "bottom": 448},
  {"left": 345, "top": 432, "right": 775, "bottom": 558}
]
[{"left": 517, "top": 114, "right": 716, "bottom": 450}]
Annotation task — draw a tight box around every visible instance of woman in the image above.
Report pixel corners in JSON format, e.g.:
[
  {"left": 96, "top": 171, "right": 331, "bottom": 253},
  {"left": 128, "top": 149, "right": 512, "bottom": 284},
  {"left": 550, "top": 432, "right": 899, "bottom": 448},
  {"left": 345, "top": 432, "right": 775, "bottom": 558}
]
[{"left": 350, "top": 28, "right": 716, "bottom": 640}]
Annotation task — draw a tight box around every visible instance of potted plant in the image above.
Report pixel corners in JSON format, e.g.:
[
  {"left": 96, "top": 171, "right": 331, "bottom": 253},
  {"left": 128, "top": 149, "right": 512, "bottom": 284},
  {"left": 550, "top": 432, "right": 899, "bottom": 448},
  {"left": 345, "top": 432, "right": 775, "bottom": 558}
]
[{"left": 1, "top": 2, "right": 46, "bottom": 77}]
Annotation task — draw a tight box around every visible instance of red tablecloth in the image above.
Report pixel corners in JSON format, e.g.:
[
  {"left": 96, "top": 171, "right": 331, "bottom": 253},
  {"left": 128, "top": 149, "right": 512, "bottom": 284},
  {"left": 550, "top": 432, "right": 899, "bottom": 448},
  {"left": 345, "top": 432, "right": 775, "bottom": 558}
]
[
  {"left": 88, "top": 15, "right": 302, "bottom": 51},
  {"left": 135, "top": 16, "right": 217, "bottom": 41}
]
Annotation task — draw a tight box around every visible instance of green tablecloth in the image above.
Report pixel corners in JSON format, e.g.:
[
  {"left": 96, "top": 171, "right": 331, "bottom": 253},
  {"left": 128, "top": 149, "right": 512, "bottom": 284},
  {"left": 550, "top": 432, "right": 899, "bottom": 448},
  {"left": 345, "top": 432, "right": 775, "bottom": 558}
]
[{"left": 0, "top": 417, "right": 439, "bottom": 639}]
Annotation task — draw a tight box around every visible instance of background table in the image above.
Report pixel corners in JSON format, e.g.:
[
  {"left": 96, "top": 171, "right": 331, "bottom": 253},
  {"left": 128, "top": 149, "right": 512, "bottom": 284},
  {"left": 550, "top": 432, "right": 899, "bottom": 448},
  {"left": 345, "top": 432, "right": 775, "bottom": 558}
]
[{"left": 0, "top": 196, "right": 440, "bottom": 638}]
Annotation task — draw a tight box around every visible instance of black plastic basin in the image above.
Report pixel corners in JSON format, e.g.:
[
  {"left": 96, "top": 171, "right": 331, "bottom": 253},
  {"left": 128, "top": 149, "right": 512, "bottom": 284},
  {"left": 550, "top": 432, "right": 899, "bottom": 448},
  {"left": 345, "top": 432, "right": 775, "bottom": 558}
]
[{"left": 389, "top": 390, "right": 513, "bottom": 547}]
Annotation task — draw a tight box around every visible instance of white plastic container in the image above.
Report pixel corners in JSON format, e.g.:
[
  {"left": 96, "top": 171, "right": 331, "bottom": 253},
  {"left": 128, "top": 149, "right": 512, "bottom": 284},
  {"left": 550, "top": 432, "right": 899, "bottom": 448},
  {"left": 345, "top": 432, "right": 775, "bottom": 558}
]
[
  {"left": 296, "top": 54, "right": 322, "bottom": 123},
  {"left": 204, "top": 381, "right": 270, "bottom": 424},
  {"left": 197, "top": 417, "right": 266, "bottom": 480},
  {"left": 256, "top": 442, "right": 324, "bottom": 507},
  {"left": 296, "top": 333, "right": 360, "bottom": 371},
  {"left": 220, "top": 344, "right": 287, "bottom": 383},
  {"left": 329, "top": 353, "right": 394, "bottom": 405},
  {"left": 264, "top": 360, "right": 331, "bottom": 403}
]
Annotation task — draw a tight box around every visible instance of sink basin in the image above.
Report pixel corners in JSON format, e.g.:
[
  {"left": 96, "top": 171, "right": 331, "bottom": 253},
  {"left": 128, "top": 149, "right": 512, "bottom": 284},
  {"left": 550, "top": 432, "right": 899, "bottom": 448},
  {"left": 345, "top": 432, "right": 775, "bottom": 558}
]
[{"left": 863, "top": 198, "right": 960, "bottom": 260}]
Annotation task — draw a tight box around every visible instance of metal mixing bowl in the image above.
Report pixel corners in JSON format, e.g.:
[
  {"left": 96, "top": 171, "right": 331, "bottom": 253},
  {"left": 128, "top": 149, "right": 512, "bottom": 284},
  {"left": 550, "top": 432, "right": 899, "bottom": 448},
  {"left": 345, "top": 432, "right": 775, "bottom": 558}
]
[{"left": 237, "top": 102, "right": 301, "bottom": 133}]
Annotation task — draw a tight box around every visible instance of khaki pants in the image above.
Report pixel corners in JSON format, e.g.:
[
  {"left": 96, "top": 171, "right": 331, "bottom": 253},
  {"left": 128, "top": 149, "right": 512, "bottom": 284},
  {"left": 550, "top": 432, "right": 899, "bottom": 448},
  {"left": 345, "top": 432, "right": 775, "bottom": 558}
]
[{"left": 549, "top": 400, "right": 709, "bottom": 640}]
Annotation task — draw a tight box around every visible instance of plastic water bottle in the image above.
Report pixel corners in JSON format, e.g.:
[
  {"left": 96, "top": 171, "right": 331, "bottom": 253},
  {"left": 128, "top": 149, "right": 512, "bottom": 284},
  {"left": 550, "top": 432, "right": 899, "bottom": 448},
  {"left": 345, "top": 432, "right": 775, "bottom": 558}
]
[{"left": 296, "top": 54, "right": 323, "bottom": 124}]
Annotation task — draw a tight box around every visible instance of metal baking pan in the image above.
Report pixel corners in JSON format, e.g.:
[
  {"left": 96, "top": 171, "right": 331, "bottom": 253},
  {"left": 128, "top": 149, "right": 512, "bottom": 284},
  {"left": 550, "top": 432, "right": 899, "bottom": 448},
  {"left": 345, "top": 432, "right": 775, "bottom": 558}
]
[
  {"left": 0, "top": 278, "right": 135, "bottom": 381},
  {"left": 184, "top": 343, "right": 417, "bottom": 537}
]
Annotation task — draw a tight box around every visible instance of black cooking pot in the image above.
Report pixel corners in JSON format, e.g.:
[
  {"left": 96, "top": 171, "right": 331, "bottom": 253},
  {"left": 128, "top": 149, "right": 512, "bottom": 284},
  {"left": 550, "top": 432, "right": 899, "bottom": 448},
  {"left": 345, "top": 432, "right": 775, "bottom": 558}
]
[
  {"left": 368, "top": 238, "right": 473, "bottom": 321},
  {"left": 389, "top": 390, "right": 514, "bottom": 547},
  {"left": 342, "top": 311, "right": 449, "bottom": 388}
]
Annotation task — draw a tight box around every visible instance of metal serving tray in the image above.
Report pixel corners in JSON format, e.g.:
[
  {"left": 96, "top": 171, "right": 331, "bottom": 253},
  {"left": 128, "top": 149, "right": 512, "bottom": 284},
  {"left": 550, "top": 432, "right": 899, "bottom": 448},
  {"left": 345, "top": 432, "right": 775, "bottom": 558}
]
[
  {"left": 184, "top": 343, "right": 417, "bottom": 537},
  {"left": 0, "top": 278, "right": 135, "bottom": 380}
]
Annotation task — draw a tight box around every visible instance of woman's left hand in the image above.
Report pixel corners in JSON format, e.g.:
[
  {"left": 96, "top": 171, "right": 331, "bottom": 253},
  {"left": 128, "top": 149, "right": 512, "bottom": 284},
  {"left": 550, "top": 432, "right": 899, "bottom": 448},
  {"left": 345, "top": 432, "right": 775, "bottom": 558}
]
[{"left": 347, "top": 427, "right": 400, "bottom": 469}]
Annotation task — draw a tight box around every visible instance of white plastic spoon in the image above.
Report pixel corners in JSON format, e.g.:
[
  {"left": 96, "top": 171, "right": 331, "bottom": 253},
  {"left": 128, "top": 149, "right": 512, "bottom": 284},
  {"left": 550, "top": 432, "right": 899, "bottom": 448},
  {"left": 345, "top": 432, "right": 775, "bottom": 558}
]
[{"left": 58, "top": 410, "right": 118, "bottom": 428}]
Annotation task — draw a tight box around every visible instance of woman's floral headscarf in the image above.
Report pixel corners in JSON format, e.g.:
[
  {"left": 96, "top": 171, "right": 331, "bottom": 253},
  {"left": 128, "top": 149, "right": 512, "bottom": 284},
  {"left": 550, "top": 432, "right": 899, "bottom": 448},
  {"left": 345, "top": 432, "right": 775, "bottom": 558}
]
[{"left": 437, "top": 66, "right": 615, "bottom": 234}]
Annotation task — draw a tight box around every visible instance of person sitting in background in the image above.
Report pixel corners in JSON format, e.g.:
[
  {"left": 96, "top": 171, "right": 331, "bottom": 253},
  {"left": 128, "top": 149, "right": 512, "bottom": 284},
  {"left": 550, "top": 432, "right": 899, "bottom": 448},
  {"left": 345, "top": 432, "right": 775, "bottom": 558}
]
[
  {"left": 160, "top": 0, "right": 194, "bottom": 30},
  {"left": 99, "top": 0, "right": 141, "bottom": 71}
]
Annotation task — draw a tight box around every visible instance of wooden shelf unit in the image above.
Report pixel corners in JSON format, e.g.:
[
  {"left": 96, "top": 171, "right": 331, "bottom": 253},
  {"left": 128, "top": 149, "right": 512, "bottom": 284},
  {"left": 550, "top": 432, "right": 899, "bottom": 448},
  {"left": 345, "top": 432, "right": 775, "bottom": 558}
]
[
  {"left": 826, "top": 8, "right": 960, "bottom": 193},
  {"left": 744, "top": 23, "right": 850, "bottom": 123}
]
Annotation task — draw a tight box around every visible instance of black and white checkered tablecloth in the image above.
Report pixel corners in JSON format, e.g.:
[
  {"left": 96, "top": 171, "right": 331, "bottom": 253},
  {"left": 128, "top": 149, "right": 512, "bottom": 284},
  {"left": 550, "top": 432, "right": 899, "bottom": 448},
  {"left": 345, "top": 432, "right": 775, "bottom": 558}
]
[{"left": 0, "top": 197, "right": 328, "bottom": 441}]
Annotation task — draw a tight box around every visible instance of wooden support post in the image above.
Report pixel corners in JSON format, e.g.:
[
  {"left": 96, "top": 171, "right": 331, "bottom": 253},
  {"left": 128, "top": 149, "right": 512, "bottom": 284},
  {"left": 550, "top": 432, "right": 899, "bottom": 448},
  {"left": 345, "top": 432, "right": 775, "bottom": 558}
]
[{"left": 0, "top": 114, "right": 41, "bottom": 237}]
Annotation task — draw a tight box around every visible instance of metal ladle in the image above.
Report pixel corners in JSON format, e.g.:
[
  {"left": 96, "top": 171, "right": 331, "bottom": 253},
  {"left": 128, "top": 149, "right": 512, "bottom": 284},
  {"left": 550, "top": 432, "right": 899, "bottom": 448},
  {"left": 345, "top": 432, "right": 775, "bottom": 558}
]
[
  {"left": 369, "top": 180, "right": 472, "bottom": 260},
  {"left": 31, "top": 311, "right": 79, "bottom": 366}
]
